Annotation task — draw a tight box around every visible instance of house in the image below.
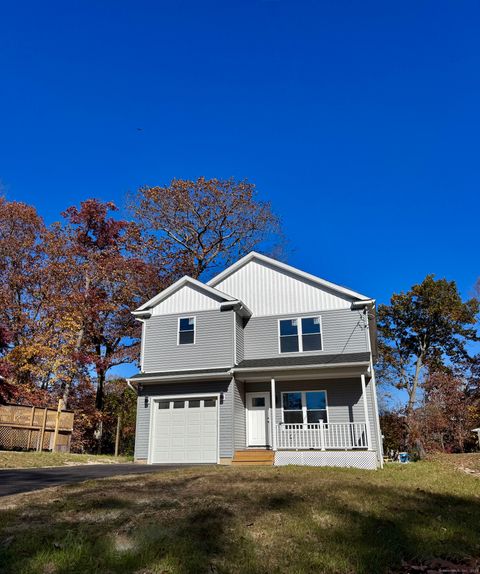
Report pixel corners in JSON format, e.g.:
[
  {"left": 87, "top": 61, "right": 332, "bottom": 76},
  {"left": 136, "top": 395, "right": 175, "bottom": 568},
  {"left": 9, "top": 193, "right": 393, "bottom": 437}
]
[{"left": 128, "top": 252, "right": 383, "bottom": 469}]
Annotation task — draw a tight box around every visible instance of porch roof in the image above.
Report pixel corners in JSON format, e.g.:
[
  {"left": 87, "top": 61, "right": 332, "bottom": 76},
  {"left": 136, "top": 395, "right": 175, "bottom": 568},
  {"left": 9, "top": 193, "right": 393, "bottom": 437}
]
[
  {"left": 128, "top": 367, "right": 232, "bottom": 384},
  {"left": 235, "top": 352, "right": 370, "bottom": 370}
]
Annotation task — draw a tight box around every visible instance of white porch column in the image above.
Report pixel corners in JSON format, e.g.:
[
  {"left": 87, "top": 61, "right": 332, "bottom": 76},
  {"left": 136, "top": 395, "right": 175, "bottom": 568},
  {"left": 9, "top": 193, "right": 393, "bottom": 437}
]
[
  {"left": 361, "top": 374, "right": 373, "bottom": 451},
  {"left": 271, "top": 378, "right": 277, "bottom": 451}
]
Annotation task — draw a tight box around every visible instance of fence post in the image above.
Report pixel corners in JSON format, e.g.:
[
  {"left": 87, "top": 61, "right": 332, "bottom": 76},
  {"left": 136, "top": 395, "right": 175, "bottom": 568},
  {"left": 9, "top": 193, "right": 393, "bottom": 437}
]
[
  {"left": 114, "top": 413, "right": 122, "bottom": 457},
  {"left": 320, "top": 420, "right": 325, "bottom": 451},
  {"left": 53, "top": 399, "right": 64, "bottom": 452},
  {"left": 38, "top": 408, "right": 48, "bottom": 452},
  {"left": 27, "top": 406, "right": 35, "bottom": 450}
]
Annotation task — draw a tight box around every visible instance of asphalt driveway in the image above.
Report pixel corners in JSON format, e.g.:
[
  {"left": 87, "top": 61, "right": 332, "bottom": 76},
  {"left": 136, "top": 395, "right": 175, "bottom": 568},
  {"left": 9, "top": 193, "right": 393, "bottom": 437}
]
[{"left": 0, "top": 464, "right": 190, "bottom": 497}]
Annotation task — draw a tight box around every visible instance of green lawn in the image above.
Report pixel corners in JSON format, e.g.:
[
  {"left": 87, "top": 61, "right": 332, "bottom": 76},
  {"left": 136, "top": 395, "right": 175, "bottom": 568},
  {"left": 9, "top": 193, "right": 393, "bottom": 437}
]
[
  {"left": 0, "top": 458, "right": 479, "bottom": 574},
  {"left": 0, "top": 450, "right": 133, "bottom": 469}
]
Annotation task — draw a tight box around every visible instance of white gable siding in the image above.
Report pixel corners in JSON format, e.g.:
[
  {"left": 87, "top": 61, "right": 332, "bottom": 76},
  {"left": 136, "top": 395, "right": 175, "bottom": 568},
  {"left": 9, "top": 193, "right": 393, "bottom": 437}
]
[
  {"left": 151, "top": 284, "right": 222, "bottom": 315},
  {"left": 213, "top": 259, "right": 352, "bottom": 316}
]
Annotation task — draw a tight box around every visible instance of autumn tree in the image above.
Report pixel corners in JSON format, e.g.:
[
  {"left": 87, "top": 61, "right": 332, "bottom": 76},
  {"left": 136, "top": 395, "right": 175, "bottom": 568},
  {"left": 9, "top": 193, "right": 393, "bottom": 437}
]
[
  {"left": 131, "top": 177, "right": 284, "bottom": 280},
  {"left": 414, "top": 370, "right": 480, "bottom": 453},
  {"left": 55, "top": 199, "right": 161, "bottom": 411},
  {"left": 0, "top": 324, "right": 14, "bottom": 403},
  {"left": 101, "top": 378, "right": 137, "bottom": 455},
  {"left": 0, "top": 198, "right": 58, "bottom": 391},
  {"left": 377, "top": 275, "right": 479, "bottom": 447}
]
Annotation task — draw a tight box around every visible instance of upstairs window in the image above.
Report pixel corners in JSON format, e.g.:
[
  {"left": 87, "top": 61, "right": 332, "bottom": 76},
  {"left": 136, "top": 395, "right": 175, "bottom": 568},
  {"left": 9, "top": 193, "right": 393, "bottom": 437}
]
[
  {"left": 178, "top": 317, "right": 195, "bottom": 345},
  {"left": 279, "top": 318, "right": 299, "bottom": 353},
  {"left": 301, "top": 317, "right": 322, "bottom": 351},
  {"left": 279, "top": 316, "right": 322, "bottom": 353}
]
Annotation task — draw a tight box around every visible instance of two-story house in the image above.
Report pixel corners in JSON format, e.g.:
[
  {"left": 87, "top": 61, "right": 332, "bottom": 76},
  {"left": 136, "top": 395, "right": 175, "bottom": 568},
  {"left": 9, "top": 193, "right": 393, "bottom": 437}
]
[{"left": 129, "top": 252, "right": 383, "bottom": 469}]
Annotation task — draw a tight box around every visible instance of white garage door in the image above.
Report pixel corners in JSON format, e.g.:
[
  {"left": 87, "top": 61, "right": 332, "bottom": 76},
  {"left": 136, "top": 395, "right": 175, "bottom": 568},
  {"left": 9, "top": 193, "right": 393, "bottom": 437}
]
[{"left": 150, "top": 396, "right": 218, "bottom": 463}]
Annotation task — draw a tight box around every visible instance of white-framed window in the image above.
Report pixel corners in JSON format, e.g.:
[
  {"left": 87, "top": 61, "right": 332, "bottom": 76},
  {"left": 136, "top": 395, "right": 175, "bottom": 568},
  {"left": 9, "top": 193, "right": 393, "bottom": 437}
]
[
  {"left": 278, "top": 316, "right": 322, "bottom": 353},
  {"left": 178, "top": 316, "right": 195, "bottom": 345},
  {"left": 281, "top": 391, "right": 328, "bottom": 424}
]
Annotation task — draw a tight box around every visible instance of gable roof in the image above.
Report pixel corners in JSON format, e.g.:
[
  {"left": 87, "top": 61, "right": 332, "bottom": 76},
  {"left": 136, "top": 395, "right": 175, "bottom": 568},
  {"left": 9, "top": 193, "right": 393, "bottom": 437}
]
[
  {"left": 134, "top": 275, "right": 237, "bottom": 315},
  {"left": 207, "top": 251, "right": 372, "bottom": 302}
]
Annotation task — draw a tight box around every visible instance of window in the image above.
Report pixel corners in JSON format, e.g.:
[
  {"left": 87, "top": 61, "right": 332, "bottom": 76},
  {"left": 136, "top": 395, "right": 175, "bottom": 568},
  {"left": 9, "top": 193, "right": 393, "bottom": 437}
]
[
  {"left": 178, "top": 317, "right": 195, "bottom": 345},
  {"left": 173, "top": 400, "right": 185, "bottom": 409},
  {"left": 188, "top": 399, "right": 200, "bottom": 408},
  {"left": 279, "top": 319, "right": 299, "bottom": 353},
  {"left": 306, "top": 391, "right": 327, "bottom": 423},
  {"left": 252, "top": 397, "right": 265, "bottom": 407},
  {"left": 301, "top": 317, "right": 322, "bottom": 351},
  {"left": 158, "top": 401, "right": 169, "bottom": 409},
  {"left": 282, "top": 391, "right": 327, "bottom": 424},
  {"left": 204, "top": 398, "right": 216, "bottom": 408},
  {"left": 282, "top": 392, "right": 303, "bottom": 423},
  {"left": 279, "top": 316, "right": 322, "bottom": 353}
]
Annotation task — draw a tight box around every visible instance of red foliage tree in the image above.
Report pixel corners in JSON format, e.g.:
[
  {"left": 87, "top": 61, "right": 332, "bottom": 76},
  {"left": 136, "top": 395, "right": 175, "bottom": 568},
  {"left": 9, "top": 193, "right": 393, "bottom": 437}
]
[{"left": 54, "top": 199, "right": 162, "bottom": 410}]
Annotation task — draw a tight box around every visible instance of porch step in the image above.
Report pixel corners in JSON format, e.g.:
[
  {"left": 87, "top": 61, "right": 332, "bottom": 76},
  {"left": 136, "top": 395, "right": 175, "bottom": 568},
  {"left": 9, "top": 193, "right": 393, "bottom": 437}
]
[{"left": 232, "top": 450, "right": 274, "bottom": 466}]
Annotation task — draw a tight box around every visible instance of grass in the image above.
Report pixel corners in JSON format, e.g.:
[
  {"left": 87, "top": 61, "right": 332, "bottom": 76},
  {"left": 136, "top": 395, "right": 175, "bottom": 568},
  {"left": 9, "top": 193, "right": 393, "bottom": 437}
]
[
  {"left": 428, "top": 452, "right": 480, "bottom": 474},
  {"left": 0, "top": 451, "right": 133, "bottom": 469},
  {"left": 0, "top": 457, "right": 479, "bottom": 574}
]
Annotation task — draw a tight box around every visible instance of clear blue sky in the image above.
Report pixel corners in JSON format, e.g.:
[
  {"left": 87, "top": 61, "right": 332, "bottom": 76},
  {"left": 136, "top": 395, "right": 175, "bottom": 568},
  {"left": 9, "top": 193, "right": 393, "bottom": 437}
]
[{"left": 1, "top": 1, "right": 479, "bottom": 309}]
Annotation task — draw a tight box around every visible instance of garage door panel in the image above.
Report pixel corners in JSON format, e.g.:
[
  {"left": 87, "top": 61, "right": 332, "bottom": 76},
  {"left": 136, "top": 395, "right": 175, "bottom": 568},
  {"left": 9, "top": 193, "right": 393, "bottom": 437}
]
[{"left": 151, "top": 396, "right": 218, "bottom": 464}]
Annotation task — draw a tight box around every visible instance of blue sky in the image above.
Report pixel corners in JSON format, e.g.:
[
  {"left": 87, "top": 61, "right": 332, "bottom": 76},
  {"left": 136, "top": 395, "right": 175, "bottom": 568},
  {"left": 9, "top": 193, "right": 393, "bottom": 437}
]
[{"left": 1, "top": 1, "right": 479, "bottom": 379}]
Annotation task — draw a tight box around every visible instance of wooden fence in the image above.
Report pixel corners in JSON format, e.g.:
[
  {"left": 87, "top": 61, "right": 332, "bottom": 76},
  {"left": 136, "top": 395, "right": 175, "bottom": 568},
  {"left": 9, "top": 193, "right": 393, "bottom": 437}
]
[{"left": 0, "top": 403, "right": 74, "bottom": 452}]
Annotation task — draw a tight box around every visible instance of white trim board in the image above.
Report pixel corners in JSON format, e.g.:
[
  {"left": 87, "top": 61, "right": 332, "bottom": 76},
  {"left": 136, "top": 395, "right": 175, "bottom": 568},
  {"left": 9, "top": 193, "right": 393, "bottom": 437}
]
[{"left": 135, "top": 275, "right": 236, "bottom": 313}]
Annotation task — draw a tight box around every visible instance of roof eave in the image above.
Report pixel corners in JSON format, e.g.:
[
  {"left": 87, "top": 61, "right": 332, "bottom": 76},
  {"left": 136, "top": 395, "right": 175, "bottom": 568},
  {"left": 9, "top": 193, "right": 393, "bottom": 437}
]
[
  {"left": 134, "top": 275, "right": 236, "bottom": 313},
  {"left": 127, "top": 370, "right": 233, "bottom": 383},
  {"left": 231, "top": 360, "right": 370, "bottom": 374}
]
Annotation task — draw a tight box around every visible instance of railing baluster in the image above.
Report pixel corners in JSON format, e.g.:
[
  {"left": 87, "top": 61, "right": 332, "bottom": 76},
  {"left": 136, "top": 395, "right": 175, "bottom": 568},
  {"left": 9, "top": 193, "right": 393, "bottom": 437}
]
[{"left": 273, "top": 423, "right": 370, "bottom": 450}]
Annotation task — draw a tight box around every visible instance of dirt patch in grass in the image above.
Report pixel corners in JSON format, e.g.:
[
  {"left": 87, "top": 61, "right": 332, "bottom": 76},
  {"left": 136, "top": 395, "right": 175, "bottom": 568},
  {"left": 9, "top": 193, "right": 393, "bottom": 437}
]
[
  {"left": 0, "top": 451, "right": 132, "bottom": 469},
  {"left": 0, "top": 462, "right": 479, "bottom": 574},
  {"left": 428, "top": 453, "right": 480, "bottom": 477}
]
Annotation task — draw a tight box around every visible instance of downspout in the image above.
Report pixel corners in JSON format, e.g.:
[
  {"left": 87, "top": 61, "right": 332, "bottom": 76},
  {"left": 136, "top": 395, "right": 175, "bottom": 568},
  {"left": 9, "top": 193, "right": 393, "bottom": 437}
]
[
  {"left": 233, "top": 311, "right": 237, "bottom": 366},
  {"left": 362, "top": 302, "right": 384, "bottom": 468},
  {"left": 127, "top": 380, "right": 138, "bottom": 395},
  {"left": 369, "top": 359, "right": 384, "bottom": 468}
]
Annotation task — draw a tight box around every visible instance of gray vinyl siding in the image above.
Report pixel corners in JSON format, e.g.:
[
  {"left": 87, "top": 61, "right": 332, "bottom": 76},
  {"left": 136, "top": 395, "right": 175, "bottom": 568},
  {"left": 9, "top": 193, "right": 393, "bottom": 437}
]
[
  {"left": 233, "top": 379, "right": 246, "bottom": 449},
  {"left": 235, "top": 314, "right": 244, "bottom": 364},
  {"left": 143, "top": 309, "right": 234, "bottom": 373},
  {"left": 244, "top": 377, "right": 377, "bottom": 454},
  {"left": 244, "top": 308, "right": 368, "bottom": 360},
  {"left": 134, "top": 379, "right": 234, "bottom": 460},
  {"left": 134, "top": 395, "right": 150, "bottom": 460}
]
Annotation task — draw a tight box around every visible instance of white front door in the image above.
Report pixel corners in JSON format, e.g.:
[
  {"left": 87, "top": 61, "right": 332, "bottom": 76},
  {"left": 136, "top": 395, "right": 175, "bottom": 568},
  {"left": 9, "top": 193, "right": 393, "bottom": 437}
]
[{"left": 246, "top": 392, "right": 270, "bottom": 447}]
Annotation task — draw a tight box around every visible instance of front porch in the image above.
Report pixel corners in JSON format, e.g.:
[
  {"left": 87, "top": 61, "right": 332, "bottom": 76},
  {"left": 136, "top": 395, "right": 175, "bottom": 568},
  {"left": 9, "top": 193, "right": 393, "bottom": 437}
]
[
  {"left": 276, "top": 421, "right": 368, "bottom": 450},
  {"left": 232, "top": 366, "right": 382, "bottom": 469}
]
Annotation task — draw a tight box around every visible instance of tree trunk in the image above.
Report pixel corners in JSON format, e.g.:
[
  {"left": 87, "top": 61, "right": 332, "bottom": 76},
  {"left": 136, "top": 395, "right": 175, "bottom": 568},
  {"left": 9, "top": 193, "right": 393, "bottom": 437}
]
[
  {"left": 63, "top": 274, "right": 89, "bottom": 408},
  {"left": 95, "top": 368, "right": 105, "bottom": 411},
  {"left": 405, "top": 355, "right": 423, "bottom": 449}
]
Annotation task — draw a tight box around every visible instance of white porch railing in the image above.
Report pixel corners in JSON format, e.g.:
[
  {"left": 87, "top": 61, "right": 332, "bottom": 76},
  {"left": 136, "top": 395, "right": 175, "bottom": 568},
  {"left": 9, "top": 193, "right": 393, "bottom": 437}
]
[{"left": 276, "top": 422, "right": 368, "bottom": 450}]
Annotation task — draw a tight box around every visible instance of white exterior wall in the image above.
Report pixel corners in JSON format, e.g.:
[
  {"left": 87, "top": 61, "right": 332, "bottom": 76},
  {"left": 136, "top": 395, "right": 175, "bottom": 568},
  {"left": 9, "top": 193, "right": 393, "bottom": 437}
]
[
  {"left": 213, "top": 259, "right": 352, "bottom": 316},
  {"left": 151, "top": 284, "right": 222, "bottom": 315}
]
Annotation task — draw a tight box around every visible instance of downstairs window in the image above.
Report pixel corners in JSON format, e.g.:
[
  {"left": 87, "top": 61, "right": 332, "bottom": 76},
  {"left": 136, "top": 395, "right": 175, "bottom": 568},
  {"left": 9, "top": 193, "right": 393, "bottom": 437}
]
[{"left": 282, "top": 391, "right": 328, "bottom": 424}]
